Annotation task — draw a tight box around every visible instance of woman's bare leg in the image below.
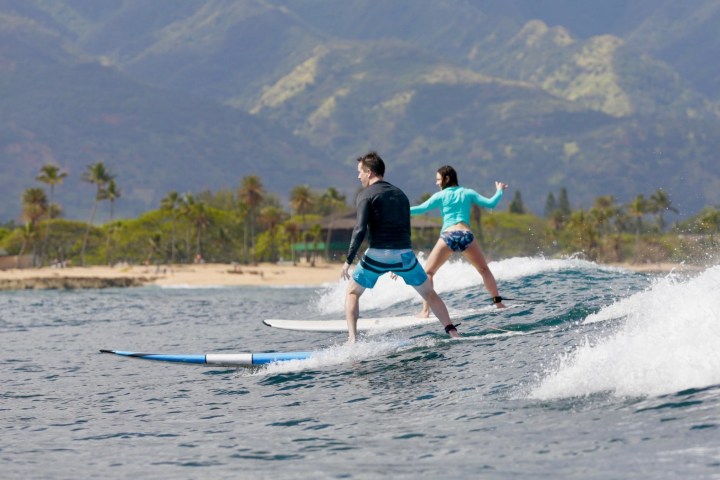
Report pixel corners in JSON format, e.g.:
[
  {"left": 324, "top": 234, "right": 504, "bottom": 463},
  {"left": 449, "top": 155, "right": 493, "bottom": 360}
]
[
  {"left": 462, "top": 240, "right": 505, "bottom": 308},
  {"left": 417, "top": 238, "right": 453, "bottom": 317}
]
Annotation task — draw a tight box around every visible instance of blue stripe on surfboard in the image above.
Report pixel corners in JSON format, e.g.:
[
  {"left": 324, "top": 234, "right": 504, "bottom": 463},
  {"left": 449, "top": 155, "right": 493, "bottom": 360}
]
[
  {"left": 251, "top": 351, "right": 312, "bottom": 364},
  {"left": 100, "top": 349, "right": 312, "bottom": 366}
]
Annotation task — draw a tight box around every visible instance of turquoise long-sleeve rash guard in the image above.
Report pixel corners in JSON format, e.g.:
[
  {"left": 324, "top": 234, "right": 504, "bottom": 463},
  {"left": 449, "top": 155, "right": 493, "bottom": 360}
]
[{"left": 410, "top": 186, "right": 504, "bottom": 232}]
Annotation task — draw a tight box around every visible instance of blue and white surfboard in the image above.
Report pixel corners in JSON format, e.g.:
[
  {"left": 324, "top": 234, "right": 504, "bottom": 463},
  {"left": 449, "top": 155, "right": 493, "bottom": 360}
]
[{"left": 100, "top": 349, "right": 312, "bottom": 366}]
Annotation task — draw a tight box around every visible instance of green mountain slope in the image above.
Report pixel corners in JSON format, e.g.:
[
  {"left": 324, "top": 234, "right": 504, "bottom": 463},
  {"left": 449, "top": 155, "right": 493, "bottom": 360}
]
[
  {"left": 0, "top": 11, "right": 343, "bottom": 222},
  {"left": 3, "top": 0, "right": 720, "bottom": 221},
  {"left": 248, "top": 42, "right": 720, "bottom": 214},
  {"left": 68, "top": 0, "right": 328, "bottom": 107}
]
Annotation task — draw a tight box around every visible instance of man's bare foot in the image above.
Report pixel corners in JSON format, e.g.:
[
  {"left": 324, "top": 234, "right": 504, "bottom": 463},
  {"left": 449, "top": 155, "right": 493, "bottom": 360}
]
[{"left": 495, "top": 302, "right": 506, "bottom": 309}]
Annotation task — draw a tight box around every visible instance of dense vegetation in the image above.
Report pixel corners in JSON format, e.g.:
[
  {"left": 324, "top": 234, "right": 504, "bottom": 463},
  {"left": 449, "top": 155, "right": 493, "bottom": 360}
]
[{"left": 2, "top": 164, "right": 718, "bottom": 268}]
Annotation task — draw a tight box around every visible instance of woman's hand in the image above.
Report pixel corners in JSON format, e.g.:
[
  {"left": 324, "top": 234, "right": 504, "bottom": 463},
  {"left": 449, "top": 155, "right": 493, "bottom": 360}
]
[{"left": 495, "top": 181, "right": 509, "bottom": 191}]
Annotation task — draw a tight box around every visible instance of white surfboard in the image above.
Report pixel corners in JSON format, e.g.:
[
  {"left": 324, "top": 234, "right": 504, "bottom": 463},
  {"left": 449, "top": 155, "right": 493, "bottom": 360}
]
[{"left": 262, "top": 316, "right": 438, "bottom": 332}]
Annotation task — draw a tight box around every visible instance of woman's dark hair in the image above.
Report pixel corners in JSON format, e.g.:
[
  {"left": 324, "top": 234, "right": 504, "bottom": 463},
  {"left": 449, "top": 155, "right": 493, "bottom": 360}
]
[
  {"left": 357, "top": 151, "right": 385, "bottom": 177},
  {"left": 437, "top": 165, "right": 458, "bottom": 189}
]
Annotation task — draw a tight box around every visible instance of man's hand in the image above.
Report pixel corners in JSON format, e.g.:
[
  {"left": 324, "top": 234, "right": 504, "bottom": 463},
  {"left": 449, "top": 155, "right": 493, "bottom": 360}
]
[{"left": 341, "top": 262, "right": 351, "bottom": 280}]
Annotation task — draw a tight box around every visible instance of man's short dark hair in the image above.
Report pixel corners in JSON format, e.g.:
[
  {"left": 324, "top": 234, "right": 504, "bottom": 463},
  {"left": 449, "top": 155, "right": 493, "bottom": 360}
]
[{"left": 357, "top": 151, "right": 385, "bottom": 177}]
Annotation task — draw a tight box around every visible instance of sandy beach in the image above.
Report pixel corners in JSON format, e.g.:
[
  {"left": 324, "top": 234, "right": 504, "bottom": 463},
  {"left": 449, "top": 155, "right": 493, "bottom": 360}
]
[
  {"left": 0, "top": 260, "right": 707, "bottom": 290},
  {"left": 149, "top": 262, "right": 344, "bottom": 287},
  {"left": 0, "top": 261, "right": 344, "bottom": 290}
]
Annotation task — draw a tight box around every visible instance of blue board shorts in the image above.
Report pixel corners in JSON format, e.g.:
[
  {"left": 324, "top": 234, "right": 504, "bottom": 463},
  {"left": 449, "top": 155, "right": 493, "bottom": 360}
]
[
  {"left": 440, "top": 230, "right": 475, "bottom": 252},
  {"left": 352, "top": 248, "right": 428, "bottom": 288}
]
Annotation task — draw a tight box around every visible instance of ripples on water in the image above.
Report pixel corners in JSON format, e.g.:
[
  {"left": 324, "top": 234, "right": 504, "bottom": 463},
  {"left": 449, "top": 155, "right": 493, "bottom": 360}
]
[{"left": 1, "top": 258, "right": 719, "bottom": 479}]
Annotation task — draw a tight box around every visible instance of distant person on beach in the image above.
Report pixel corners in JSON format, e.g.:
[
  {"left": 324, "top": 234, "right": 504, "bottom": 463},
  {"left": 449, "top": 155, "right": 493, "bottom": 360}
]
[
  {"left": 409, "top": 165, "right": 508, "bottom": 317},
  {"left": 340, "top": 151, "right": 460, "bottom": 343}
]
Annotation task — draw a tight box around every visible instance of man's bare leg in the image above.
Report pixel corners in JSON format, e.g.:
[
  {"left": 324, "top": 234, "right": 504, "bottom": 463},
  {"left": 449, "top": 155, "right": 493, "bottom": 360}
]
[
  {"left": 418, "top": 273, "right": 433, "bottom": 318},
  {"left": 345, "top": 279, "right": 365, "bottom": 344}
]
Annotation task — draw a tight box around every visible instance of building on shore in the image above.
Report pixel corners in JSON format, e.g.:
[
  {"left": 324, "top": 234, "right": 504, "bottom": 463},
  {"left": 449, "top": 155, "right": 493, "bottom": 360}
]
[{"left": 0, "top": 249, "right": 35, "bottom": 270}]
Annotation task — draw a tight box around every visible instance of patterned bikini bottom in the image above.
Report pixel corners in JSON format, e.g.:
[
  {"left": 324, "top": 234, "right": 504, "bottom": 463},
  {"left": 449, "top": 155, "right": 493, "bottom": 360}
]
[{"left": 440, "top": 230, "right": 475, "bottom": 252}]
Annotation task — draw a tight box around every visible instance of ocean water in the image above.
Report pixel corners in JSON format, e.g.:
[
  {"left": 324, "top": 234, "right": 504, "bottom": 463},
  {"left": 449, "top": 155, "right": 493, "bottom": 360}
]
[{"left": 1, "top": 257, "right": 719, "bottom": 479}]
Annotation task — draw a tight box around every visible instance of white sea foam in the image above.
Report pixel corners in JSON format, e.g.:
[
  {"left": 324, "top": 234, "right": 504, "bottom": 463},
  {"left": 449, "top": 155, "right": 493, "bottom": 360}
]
[
  {"left": 253, "top": 337, "right": 412, "bottom": 375},
  {"left": 312, "top": 255, "right": 607, "bottom": 314},
  {"left": 530, "top": 265, "right": 720, "bottom": 399}
]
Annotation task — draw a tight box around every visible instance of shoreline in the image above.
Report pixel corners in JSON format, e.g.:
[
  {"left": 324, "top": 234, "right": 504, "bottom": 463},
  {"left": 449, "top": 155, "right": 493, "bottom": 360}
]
[
  {"left": 0, "top": 260, "right": 708, "bottom": 291},
  {"left": 0, "top": 262, "right": 344, "bottom": 291}
]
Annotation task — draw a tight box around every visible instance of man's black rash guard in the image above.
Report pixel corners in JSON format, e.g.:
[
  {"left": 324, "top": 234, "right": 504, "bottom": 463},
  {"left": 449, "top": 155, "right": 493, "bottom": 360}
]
[{"left": 345, "top": 180, "right": 412, "bottom": 264}]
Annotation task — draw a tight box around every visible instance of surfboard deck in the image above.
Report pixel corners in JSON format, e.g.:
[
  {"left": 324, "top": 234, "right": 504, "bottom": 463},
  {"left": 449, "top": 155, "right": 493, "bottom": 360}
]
[
  {"left": 263, "top": 304, "right": 508, "bottom": 333},
  {"left": 100, "top": 349, "right": 312, "bottom": 366},
  {"left": 261, "top": 313, "right": 481, "bottom": 333}
]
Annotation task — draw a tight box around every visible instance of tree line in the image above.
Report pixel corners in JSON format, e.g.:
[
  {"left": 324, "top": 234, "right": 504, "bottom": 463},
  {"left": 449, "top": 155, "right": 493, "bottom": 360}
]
[
  {"left": 1, "top": 162, "right": 719, "bottom": 267},
  {"left": 1, "top": 162, "right": 353, "bottom": 267}
]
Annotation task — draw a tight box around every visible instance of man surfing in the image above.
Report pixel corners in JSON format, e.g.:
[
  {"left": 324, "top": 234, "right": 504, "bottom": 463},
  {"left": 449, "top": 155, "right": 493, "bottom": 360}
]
[{"left": 341, "top": 151, "right": 460, "bottom": 343}]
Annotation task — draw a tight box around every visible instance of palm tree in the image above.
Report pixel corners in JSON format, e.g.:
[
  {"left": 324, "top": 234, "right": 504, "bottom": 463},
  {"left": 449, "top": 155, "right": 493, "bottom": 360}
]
[
  {"left": 259, "top": 205, "right": 284, "bottom": 262},
  {"left": 99, "top": 179, "right": 121, "bottom": 265},
  {"left": 309, "top": 223, "right": 322, "bottom": 266},
  {"left": 80, "top": 162, "right": 113, "bottom": 265},
  {"left": 16, "top": 222, "right": 40, "bottom": 268},
  {"left": 21, "top": 188, "right": 49, "bottom": 228},
  {"left": 181, "top": 194, "right": 212, "bottom": 258},
  {"left": 590, "top": 195, "right": 618, "bottom": 237},
  {"left": 648, "top": 189, "right": 678, "bottom": 232},
  {"left": 160, "top": 191, "right": 182, "bottom": 263},
  {"left": 33, "top": 166, "right": 63, "bottom": 264},
  {"left": 284, "top": 220, "right": 300, "bottom": 265},
  {"left": 627, "top": 194, "right": 648, "bottom": 262},
  {"left": 565, "top": 210, "right": 598, "bottom": 259},
  {"left": 36, "top": 164, "right": 67, "bottom": 218},
  {"left": 290, "top": 185, "right": 314, "bottom": 263},
  {"left": 589, "top": 195, "right": 621, "bottom": 261},
  {"left": 100, "top": 179, "right": 121, "bottom": 221},
  {"left": 318, "top": 187, "right": 346, "bottom": 215},
  {"left": 146, "top": 232, "right": 162, "bottom": 266},
  {"left": 238, "top": 175, "right": 264, "bottom": 263},
  {"left": 21, "top": 188, "right": 49, "bottom": 265}
]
